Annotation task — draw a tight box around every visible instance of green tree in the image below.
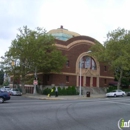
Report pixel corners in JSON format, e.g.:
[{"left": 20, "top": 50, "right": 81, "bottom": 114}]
[
  {"left": 3, "top": 26, "right": 67, "bottom": 93},
  {"left": 0, "top": 69, "right": 4, "bottom": 85},
  {"left": 115, "top": 70, "right": 130, "bottom": 88},
  {"left": 90, "top": 28, "right": 130, "bottom": 89}
]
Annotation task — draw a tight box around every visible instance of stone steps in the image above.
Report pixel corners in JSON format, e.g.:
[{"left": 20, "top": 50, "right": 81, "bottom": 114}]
[{"left": 81, "top": 87, "right": 106, "bottom": 95}]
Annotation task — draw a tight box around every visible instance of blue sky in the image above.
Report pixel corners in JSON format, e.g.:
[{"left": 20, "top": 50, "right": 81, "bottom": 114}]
[{"left": 0, "top": 0, "right": 130, "bottom": 58}]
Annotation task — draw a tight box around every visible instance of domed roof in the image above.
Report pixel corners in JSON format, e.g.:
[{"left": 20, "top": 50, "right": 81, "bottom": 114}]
[{"left": 48, "top": 26, "right": 80, "bottom": 41}]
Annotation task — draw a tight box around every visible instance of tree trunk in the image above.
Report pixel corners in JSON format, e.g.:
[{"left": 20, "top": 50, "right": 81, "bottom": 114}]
[{"left": 117, "top": 69, "right": 123, "bottom": 90}]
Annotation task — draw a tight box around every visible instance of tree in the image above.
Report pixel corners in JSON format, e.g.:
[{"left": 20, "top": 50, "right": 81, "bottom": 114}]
[
  {"left": 0, "top": 69, "right": 4, "bottom": 85},
  {"left": 90, "top": 28, "right": 130, "bottom": 89},
  {"left": 4, "top": 26, "right": 67, "bottom": 93},
  {"left": 115, "top": 69, "right": 130, "bottom": 88}
]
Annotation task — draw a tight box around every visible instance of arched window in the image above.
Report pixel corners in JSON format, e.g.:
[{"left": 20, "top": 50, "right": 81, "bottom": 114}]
[{"left": 80, "top": 56, "right": 96, "bottom": 70}]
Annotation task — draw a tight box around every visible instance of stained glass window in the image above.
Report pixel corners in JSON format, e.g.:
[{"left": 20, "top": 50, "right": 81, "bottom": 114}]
[{"left": 79, "top": 56, "right": 96, "bottom": 70}]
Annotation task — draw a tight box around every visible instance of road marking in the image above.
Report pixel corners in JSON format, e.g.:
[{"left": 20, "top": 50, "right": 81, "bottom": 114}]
[{"left": 102, "top": 99, "right": 130, "bottom": 106}]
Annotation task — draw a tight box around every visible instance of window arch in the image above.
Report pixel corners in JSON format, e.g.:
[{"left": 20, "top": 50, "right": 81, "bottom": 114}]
[{"left": 80, "top": 56, "right": 96, "bottom": 70}]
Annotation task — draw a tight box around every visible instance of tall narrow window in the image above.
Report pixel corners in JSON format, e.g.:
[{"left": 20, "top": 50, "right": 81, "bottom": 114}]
[
  {"left": 66, "top": 76, "right": 69, "bottom": 82},
  {"left": 81, "top": 56, "right": 96, "bottom": 70},
  {"left": 104, "top": 79, "right": 107, "bottom": 84},
  {"left": 104, "top": 66, "right": 107, "bottom": 71},
  {"left": 85, "top": 57, "right": 91, "bottom": 68},
  {"left": 92, "top": 59, "right": 96, "bottom": 70},
  {"left": 79, "top": 58, "right": 84, "bottom": 68},
  {"left": 47, "top": 75, "right": 50, "bottom": 82},
  {"left": 66, "top": 60, "right": 70, "bottom": 67}
]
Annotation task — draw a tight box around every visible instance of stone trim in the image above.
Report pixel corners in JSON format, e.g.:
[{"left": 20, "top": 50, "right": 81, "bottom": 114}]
[
  {"left": 55, "top": 40, "right": 95, "bottom": 50},
  {"left": 76, "top": 52, "right": 100, "bottom": 87}
]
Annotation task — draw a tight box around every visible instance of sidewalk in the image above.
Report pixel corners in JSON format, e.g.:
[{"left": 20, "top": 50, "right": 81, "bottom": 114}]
[{"left": 23, "top": 93, "right": 106, "bottom": 100}]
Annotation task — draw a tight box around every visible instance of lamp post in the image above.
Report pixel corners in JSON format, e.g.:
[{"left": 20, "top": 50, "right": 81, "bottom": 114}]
[
  {"left": 79, "top": 57, "right": 82, "bottom": 96},
  {"left": 33, "top": 67, "right": 37, "bottom": 94},
  {"left": 79, "top": 50, "right": 91, "bottom": 96}
]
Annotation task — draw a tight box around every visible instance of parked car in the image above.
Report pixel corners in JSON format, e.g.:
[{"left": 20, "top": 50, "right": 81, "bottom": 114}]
[
  {"left": 3, "top": 86, "right": 10, "bottom": 89},
  {"left": 0, "top": 86, "right": 11, "bottom": 95},
  {"left": 106, "top": 90, "right": 126, "bottom": 97},
  {"left": 126, "top": 92, "right": 130, "bottom": 96},
  {"left": 0, "top": 90, "right": 11, "bottom": 103},
  {"left": 1, "top": 86, "right": 11, "bottom": 90},
  {"left": 10, "top": 88, "right": 22, "bottom": 96}
]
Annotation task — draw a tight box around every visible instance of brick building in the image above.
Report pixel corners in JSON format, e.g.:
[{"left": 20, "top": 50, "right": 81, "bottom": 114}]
[{"left": 40, "top": 26, "right": 114, "bottom": 88}]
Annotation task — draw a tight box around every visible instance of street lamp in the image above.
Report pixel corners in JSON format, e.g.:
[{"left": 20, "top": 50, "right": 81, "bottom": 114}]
[
  {"left": 79, "top": 57, "right": 82, "bottom": 96},
  {"left": 79, "top": 50, "right": 91, "bottom": 96},
  {"left": 33, "top": 67, "right": 37, "bottom": 94}
]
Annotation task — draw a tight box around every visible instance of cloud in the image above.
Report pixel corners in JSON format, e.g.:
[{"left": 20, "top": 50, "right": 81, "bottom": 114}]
[
  {"left": 38, "top": 0, "right": 130, "bottom": 44},
  {"left": 0, "top": 0, "right": 130, "bottom": 58},
  {"left": 0, "top": 0, "right": 43, "bottom": 57}
]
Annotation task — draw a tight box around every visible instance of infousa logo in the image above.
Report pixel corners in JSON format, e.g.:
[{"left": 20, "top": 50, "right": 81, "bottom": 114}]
[{"left": 118, "top": 118, "right": 130, "bottom": 130}]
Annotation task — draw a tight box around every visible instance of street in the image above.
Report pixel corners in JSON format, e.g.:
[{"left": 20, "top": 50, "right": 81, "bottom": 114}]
[{"left": 0, "top": 96, "right": 130, "bottom": 130}]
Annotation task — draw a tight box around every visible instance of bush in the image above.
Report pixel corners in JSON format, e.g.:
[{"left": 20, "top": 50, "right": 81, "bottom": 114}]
[
  {"left": 58, "top": 87, "right": 62, "bottom": 95},
  {"left": 42, "top": 86, "right": 78, "bottom": 95},
  {"left": 107, "top": 86, "right": 117, "bottom": 92},
  {"left": 122, "top": 88, "right": 130, "bottom": 92},
  {"left": 61, "top": 87, "right": 67, "bottom": 95},
  {"left": 71, "top": 86, "right": 77, "bottom": 95},
  {"left": 66, "top": 86, "right": 77, "bottom": 95},
  {"left": 42, "top": 88, "right": 51, "bottom": 95}
]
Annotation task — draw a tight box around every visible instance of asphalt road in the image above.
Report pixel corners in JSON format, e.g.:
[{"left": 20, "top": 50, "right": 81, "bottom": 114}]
[{"left": 0, "top": 96, "right": 130, "bottom": 130}]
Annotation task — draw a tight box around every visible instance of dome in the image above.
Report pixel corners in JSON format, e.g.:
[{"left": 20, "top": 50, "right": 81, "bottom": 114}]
[{"left": 48, "top": 26, "right": 80, "bottom": 41}]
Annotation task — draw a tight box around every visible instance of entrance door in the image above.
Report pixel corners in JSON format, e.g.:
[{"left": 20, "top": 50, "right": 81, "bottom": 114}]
[
  {"left": 78, "top": 76, "right": 83, "bottom": 86},
  {"left": 93, "top": 77, "right": 97, "bottom": 87},
  {"left": 86, "top": 77, "right": 90, "bottom": 87}
]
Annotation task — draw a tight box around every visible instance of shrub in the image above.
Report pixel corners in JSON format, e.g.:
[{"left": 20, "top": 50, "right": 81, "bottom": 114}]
[
  {"left": 107, "top": 86, "right": 117, "bottom": 92},
  {"left": 42, "top": 88, "right": 51, "bottom": 95},
  {"left": 42, "top": 86, "right": 78, "bottom": 95},
  {"left": 61, "top": 87, "right": 67, "bottom": 95}
]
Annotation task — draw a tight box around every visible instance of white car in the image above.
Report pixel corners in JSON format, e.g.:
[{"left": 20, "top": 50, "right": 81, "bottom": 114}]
[
  {"left": 0, "top": 86, "right": 11, "bottom": 95},
  {"left": 106, "top": 90, "right": 126, "bottom": 97},
  {"left": 10, "top": 88, "right": 22, "bottom": 96},
  {"left": 1, "top": 86, "right": 11, "bottom": 91}
]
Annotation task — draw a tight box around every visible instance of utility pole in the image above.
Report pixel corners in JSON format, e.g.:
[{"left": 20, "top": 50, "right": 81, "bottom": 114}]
[{"left": 33, "top": 67, "right": 37, "bottom": 94}]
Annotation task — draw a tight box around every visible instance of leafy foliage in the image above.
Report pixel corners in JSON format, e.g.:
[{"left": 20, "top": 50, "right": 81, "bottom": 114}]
[
  {"left": 90, "top": 28, "right": 130, "bottom": 89},
  {"left": 2, "top": 26, "right": 67, "bottom": 93},
  {"left": 42, "top": 86, "right": 78, "bottom": 95},
  {"left": 0, "top": 70, "right": 4, "bottom": 85},
  {"left": 107, "top": 86, "right": 117, "bottom": 92},
  {"left": 3, "top": 80, "right": 9, "bottom": 86}
]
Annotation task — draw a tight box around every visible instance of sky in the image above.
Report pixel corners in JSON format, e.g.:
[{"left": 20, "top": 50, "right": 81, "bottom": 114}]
[{"left": 0, "top": 0, "right": 130, "bottom": 58}]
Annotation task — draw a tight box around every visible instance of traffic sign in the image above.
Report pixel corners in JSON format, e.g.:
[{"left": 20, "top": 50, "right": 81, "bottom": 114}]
[{"left": 33, "top": 80, "right": 38, "bottom": 85}]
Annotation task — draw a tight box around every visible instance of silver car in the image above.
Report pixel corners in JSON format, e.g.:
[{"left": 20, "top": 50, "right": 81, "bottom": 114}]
[{"left": 10, "top": 88, "right": 22, "bottom": 96}]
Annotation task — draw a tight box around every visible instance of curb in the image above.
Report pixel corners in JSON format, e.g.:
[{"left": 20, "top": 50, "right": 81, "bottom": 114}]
[{"left": 23, "top": 94, "right": 106, "bottom": 100}]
